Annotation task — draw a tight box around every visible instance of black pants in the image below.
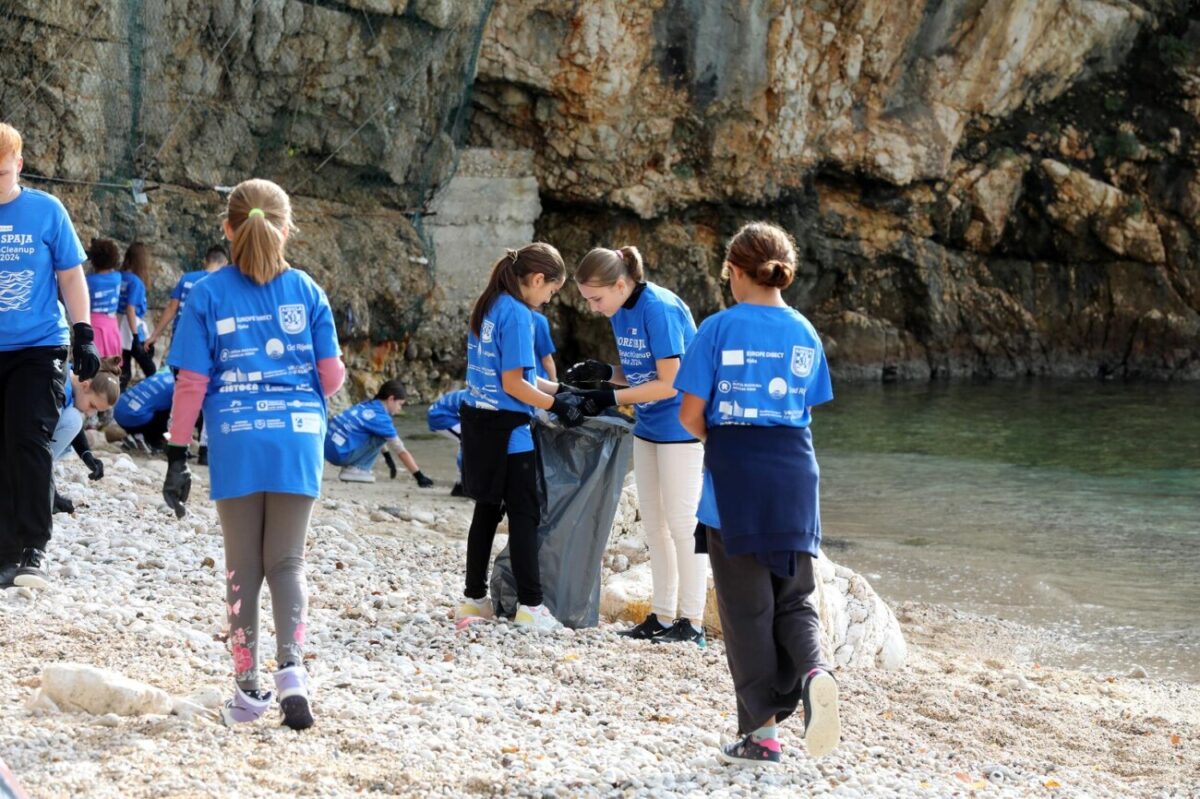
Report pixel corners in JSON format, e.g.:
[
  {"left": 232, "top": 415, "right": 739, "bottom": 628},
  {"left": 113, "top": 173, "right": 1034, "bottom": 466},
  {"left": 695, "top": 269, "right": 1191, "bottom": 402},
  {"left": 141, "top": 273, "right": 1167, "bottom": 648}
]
[
  {"left": 465, "top": 451, "right": 542, "bottom": 607},
  {"left": 706, "top": 525, "right": 827, "bottom": 734},
  {"left": 120, "top": 342, "right": 157, "bottom": 390},
  {"left": 0, "top": 346, "right": 68, "bottom": 562},
  {"left": 124, "top": 409, "right": 171, "bottom": 449}
]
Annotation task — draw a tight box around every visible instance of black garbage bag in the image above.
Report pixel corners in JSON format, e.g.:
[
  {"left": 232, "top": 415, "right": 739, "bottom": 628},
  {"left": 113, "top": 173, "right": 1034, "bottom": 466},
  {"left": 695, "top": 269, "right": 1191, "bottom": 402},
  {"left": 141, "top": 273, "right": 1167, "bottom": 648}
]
[{"left": 490, "top": 411, "right": 634, "bottom": 628}]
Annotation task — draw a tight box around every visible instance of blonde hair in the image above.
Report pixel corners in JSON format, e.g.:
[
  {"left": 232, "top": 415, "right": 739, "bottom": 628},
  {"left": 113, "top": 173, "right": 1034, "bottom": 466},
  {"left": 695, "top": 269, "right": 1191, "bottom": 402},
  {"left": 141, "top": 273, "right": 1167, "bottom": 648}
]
[
  {"left": 86, "top": 357, "right": 122, "bottom": 407},
  {"left": 725, "top": 222, "right": 797, "bottom": 290},
  {"left": 226, "top": 179, "right": 293, "bottom": 285},
  {"left": 0, "top": 123, "right": 22, "bottom": 160},
  {"left": 574, "top": 246, "right": 644, "bottom": 286}
]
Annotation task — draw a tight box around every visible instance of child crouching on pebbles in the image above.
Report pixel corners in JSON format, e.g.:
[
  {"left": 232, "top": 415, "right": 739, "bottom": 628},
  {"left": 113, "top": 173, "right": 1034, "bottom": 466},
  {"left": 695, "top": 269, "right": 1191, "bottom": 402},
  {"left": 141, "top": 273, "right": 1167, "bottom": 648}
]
[
  {"left": 161, "top": 179, "right": 344, "bottom": 730},
  {"left": 675, "top": 222, "right": 841, "bottom": 765}
]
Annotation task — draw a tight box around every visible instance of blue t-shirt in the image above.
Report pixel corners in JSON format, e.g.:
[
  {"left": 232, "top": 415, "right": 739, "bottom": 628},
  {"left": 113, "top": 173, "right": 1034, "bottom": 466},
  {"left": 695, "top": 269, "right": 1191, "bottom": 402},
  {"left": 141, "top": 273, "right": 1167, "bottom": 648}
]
[
  {"left": 169, "top": 269, "right": 213, "bottom": 335},
  {"left": 113, "top": 371, "right": 175, "bottom": 429},
  {"left": 118, "top": 272, "right": 148, "bottom": 317},
  {"left": 325, "top": 399, "right": 399, "bottom": 464},
  {"left": 610, "top": 282, "right": 696, "bottom": 442},
  {"left": 0, "top": 188, "right": 85, "bottom": 351},
  {"left": 675, "top": 303, "right": 833, "bottom": 528},
  {"left": 168, "top": 265, "right": 341, "bottom": 500},
  {"left": 465, "top": 292, "right": 537, "bottom": 454},
  {"left": 86, "top": 271, "right": 123, "bottom": 315},
  {"left": 533, "top": 311, "right": 556, "bottom": 381},
  {"left": 427, "top": 389, "right": 468, "bottom": 432}
]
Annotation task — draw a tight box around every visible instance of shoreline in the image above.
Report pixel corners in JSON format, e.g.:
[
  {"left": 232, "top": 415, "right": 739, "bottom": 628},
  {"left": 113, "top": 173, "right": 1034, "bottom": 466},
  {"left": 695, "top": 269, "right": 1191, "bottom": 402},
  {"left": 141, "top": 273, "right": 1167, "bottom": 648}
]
[{"left": 0, "top": 447, "right": 1196, "bottom": 798}]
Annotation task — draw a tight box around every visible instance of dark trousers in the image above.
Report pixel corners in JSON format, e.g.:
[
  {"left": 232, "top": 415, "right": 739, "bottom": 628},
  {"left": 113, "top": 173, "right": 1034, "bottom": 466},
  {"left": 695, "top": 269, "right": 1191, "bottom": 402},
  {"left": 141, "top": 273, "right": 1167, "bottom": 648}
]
[
  {"left": 465, "top": 451, "right": 542, "bottom": 607},
  {"left": 0, "top": 346, "right": 68, "bottom": 562},
  {"left": 706, "top": 525, "right": 827, "bottom": 734},
  {"left": 125, "top": 409, "right": 171, "bottom": 449},
  {"left": 120, "top": 343, "right": 157, "bottom": 390}
]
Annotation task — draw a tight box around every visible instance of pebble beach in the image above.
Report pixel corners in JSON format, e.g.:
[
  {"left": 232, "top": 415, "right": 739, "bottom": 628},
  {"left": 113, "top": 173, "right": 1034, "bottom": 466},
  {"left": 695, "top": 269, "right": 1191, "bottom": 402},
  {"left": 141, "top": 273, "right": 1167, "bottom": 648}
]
[{"left": 0, "top": 448, "right": 1196, "bottom": 799}]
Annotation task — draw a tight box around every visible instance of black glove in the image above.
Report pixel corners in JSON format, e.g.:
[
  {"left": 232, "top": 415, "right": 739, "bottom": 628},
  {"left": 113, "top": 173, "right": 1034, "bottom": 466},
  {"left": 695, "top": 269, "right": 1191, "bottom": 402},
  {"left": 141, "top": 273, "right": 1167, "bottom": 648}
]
[
  {"left": 130, "top": 335, "right": 145, "bottom": 356},
  {"left": 72, "top": 322, "right": 100, "bottom": 380},
  {"left": 572, "top": 388, "right": 617, "bottom": 416},
  {"left": 382, "top": 451, "right": 398, "bottom": 479},
  {"left": 80, "top": 451, "right": 104, "bottom": 481},
  {"left": 53, "top": 489, "right": 75, "bottom": 515},
  {"left": 413, "top": 470, "right": 434, "bottom": 488},
  {"left": 562, "top": 359, "right": 614, "bottom": 384},
  {"left": 550, "top": 394, "right": 587, "bottom": 428},
  {"left": 162, "top": 445, "right": 191, "bottom": 519}
]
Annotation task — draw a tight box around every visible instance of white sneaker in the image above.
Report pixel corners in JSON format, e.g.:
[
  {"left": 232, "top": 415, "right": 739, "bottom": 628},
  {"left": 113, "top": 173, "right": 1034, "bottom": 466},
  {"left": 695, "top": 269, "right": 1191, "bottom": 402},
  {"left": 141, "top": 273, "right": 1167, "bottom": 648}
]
[
  {"left": 454, "top": 595, "right": 495, "bottom": 621},
  {"left": 339, "top": 466, "right": 376, "bottom": 483},
  {"left": 514, "top": 603, "right": 562, "bottom": 632}
]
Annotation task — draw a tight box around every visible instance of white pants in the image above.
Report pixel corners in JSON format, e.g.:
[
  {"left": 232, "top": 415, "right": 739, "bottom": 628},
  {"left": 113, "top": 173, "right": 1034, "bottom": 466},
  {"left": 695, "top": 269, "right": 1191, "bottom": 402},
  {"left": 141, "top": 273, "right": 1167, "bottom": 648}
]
[{"left": 634, "top": 437, "right": 707, "bottom": 621}]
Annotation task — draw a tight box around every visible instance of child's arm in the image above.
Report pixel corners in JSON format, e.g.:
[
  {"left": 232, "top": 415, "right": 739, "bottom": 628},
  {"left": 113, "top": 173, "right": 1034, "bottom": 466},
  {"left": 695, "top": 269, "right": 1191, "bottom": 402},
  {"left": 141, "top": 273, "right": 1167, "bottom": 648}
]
[
  {"left": 502, "top": 368, "right": 556, "bottom": 411},
  {"left": 613, "top": 356, "right": 679, "bottom": 405},
  {"left": 540, "top": 354, "right": 557, "bottom": 382},
  {"left": 678, "top": 392, "right": 708, "bottom": 442},
  {"left": 145, "top": 299, "right": 179, "bottom": 345},
  {"left": 124, "top": 304, "right": 138, "bottom": 340}
]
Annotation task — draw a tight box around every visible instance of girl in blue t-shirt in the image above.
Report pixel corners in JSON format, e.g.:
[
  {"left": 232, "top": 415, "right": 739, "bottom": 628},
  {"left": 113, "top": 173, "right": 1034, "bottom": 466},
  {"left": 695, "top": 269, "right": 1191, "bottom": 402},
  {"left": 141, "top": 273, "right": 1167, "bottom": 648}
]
[
  {"left": 84, "top": 239, "right": 125, "bottom": 359},
  {"left": 162, "top": 179, "right": 345, "bottom": 731},
  {"left": 49, "top": 357, "right": 120, "bottom": 514},
  {"left": 567, "top": 246, "right": 707, "bottom": 647},
  {"left": 117, "top": 242, "right": 158, "bottom": 390},
  {"left": 456, "top": 244, "right": 585, "bottom": 632},
  {"left": 324, "top": 379, "right": 433, "bottom": 487},
  {"left": 427, "top": 388, "right": 469, "bottom": 496},
  {"left": 674, "top": 222, "right": 840, "bottom": 766}
]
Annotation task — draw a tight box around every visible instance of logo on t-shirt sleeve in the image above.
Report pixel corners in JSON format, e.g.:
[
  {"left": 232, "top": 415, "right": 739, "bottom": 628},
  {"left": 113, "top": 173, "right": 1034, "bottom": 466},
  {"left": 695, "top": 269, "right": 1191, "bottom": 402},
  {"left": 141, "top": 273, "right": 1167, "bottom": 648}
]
[
  {"left": 791, "top": 346, "right": 815, "bottom": 378},
  {"left": 279, "top": 304, "right": 307, "bottom": 334},
  {"left": 481, "top": 320, "right": 495, "bottom": 343}
]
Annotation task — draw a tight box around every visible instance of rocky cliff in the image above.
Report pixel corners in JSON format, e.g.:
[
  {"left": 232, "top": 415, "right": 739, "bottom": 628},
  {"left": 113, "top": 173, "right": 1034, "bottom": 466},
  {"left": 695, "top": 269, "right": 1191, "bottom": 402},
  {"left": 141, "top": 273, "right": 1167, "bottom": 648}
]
[{"left": 5, "top": 0, "right": 1199, "bottom": 394}]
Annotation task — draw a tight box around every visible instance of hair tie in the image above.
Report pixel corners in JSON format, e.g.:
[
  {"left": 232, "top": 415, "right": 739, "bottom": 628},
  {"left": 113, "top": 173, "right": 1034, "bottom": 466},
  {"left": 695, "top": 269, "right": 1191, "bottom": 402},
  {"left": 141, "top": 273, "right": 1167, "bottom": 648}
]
[
  {"left": 505, "top": 248, "right": 519, "bottom": 263},
  {"left": 247, "top": 208, "right": 265, "bottom": 219}
]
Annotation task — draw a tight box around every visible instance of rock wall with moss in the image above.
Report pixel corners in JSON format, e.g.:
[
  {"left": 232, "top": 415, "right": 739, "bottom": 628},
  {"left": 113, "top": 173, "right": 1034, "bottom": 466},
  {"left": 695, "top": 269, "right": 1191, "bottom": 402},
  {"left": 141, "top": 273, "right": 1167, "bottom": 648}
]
[{"left": 5, "top": 0, "right": 1198, "bottom": 396}]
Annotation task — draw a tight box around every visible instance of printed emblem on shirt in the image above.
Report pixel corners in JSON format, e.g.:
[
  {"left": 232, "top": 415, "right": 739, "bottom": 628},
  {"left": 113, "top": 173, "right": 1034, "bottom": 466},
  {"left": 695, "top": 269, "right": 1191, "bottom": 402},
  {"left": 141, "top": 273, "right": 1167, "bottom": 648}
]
[
  {"left": 768, "top": 377, "right": 788, "bottom": 399},
  {"left": 265, "top": 338, "right": 285, "bottom": 359},
  {"left": 0, "top": 269, "right": 34, "bottom": 312},
  {"left": 279, "top": 304, "right": 307, "bottom": 334},
  {"left": 291, "top": 412, "right": 322, "bottom": 434},
  {"left": 721, "top": 349, "right": 744, "bottom": 366},
  {"left": 362, "top": 409, "right": 375, "bottom": 420},
  {"left": 791, "top": 345, "right": 815, "bottom": 377},
  {"left": 481, "top": 320, "right": 495, "bottom": 343}
]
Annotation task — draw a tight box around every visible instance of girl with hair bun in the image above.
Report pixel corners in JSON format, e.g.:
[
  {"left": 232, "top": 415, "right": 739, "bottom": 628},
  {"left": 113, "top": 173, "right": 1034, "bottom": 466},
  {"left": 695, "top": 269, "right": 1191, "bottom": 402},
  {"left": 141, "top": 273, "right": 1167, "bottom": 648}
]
[
  {"left": 675, "top": 221, "right": 841, "bottom": 766},
  {"left": 162, "top": 178, "right": 345, "bottom": 731},
  {"left": 85, "top": 238, "right": 124, "bottom": 358},
  {"left": 568, "top": 245, "right": 708, "bottom": 647}
]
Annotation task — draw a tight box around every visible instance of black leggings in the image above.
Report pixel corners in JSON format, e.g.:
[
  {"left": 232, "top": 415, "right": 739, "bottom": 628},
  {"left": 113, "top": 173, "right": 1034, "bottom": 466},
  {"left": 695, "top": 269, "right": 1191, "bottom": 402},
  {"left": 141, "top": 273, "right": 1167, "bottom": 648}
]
[
  {"left": 123, "top": 409, "right": 171, "bottom": 449},
  {"left": 465, "top": 451, "right": 542, "bottom": 607}
]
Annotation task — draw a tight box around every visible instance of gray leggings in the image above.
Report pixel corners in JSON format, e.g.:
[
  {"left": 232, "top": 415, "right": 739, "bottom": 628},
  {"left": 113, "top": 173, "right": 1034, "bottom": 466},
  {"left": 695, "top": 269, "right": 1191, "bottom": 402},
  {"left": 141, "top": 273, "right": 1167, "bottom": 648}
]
[{"left": 216, "top": 492, "right": 315, "bottom": 691}]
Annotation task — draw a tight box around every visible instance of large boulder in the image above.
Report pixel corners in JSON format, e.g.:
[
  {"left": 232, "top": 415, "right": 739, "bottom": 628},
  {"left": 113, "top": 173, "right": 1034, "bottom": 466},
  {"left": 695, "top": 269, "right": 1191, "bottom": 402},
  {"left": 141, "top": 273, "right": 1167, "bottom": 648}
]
[{"left": 35, "top": 663, "right": 173, "bottom": 717}]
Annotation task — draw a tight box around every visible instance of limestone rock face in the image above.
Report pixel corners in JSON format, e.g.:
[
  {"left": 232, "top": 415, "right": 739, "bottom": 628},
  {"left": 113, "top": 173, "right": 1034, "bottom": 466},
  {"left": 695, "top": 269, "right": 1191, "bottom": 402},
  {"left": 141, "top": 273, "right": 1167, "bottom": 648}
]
[{"left": 37, "top": 663, "right": 173, "bottom": 717}]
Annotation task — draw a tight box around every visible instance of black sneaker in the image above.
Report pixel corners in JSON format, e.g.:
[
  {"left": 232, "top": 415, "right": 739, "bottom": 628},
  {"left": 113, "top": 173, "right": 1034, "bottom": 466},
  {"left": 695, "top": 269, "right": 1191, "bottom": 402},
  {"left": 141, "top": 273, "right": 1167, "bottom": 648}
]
[
  {"left": 616, "top": 612, "right": 670, "bottom": 640},
  {"left": 0, "top": 561, "right": 18, "bottom": 589},
  {"left": 801, "top": 669, "right": 841, "bottom": 758},
  {"left": 13, "top": 547, "right": 49, "bottom": 590},
  {"left": 655, "top": 617, "right": 707, "bottom": 648},
  {"left": 197, "top": 446, "right": 208, "bottom": 466},
  {"left": 718, "top": 734, "right": 782, "bottom": 766},
  {"left": 450, "top": 482, "right": 466, "bottom": 498}
]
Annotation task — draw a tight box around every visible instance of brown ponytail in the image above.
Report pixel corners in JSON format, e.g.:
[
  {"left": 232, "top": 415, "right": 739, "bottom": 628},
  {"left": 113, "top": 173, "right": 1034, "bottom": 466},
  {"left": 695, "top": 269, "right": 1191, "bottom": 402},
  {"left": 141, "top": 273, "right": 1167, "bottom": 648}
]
[
  {"left": 89, "top": 357, "right": 122, "bottom": 406},
  {"left": 725, "top": 222, "right": 797, "bottom": 290},
  {"left": 469, "top": 243, "right": 566, "bottom": 337},
  {"left": 574, "top": 245, "right": 645, "bottom": 286},
  {"left": 226, "top": 179, "right": 294, "bottom": 285}
]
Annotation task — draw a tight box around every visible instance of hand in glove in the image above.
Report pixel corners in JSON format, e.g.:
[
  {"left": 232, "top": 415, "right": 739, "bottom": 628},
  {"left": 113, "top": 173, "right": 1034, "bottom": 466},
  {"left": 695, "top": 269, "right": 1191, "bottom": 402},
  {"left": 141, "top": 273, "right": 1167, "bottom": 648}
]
[
  {"left": 571, "top": 388, "right": 617, "bottom": 417},
  {"left": 162, "top": 445, "right": 192, "bottom": 519},
  {"left": 382, "top": 451, "right": 399, "bottom": 479},
  {"left": 550, "top": 393, "right": 587, "bottom": 428},
  {"left": 72, "top": 322, "right": 100, "bottom": 380},
  {"left": 413, "top": 470, "right": 434, "bottom": 488},
  {"left": 130, "top": 335, "right": 146, "bottom": 356},
  {"left": 80, "top": 451, "right": 104, "bottom": 481},
  {"left": 562, "top": 359, "right": 614, "bottom": 384}
]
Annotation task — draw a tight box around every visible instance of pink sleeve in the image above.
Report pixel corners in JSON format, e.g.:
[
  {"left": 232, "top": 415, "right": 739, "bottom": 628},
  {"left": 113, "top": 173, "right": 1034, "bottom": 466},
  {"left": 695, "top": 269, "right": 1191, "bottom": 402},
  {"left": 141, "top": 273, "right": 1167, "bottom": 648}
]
[
  {"left": 318, "top": 356, "right": 346, "bottom": 398},
  {"left": 168, "top": 369, "right": 209, "bottom": 446}
]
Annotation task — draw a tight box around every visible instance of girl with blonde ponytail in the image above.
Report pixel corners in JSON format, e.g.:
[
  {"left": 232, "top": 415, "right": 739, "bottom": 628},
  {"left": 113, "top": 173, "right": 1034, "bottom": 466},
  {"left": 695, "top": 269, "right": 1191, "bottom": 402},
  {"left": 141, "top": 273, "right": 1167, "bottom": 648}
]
[
  {"left": 163, "top": 178, "right": 346, "bottom": 731},
  {"left": 568, "top": 245, "right": 708, "bottom": 647}
]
